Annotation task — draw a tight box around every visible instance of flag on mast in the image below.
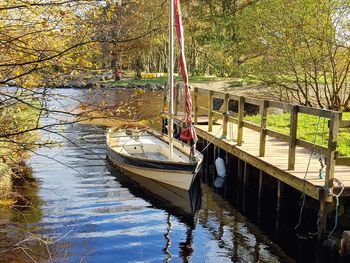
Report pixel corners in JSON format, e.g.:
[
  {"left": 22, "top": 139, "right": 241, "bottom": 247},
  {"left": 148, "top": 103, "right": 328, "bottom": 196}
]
[{"left": 173, "top": 0, "right": 197, "bottom": 148}]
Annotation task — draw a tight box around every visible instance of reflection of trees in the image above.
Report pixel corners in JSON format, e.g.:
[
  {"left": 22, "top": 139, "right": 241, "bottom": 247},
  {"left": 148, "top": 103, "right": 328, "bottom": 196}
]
[{"left": 0, "top": 163, "right": 48, "bottom": 262}]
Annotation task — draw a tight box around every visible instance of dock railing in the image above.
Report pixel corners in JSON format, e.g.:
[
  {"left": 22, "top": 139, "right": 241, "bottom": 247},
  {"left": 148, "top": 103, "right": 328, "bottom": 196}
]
[{"left": 191, "top": 87, "right": 349, "bottom": 191}]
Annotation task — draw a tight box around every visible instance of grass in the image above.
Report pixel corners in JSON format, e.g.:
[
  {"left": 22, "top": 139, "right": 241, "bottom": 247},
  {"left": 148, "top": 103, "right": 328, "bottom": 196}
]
[
  {"left": 245, "top": 112, "right": 350, "bottom": 156},
  {"left": 0, "top": 99, "right": 41, "bottom": 169},
  {"left": 106, "top": 74, "right": 221, "bottom": 87}
]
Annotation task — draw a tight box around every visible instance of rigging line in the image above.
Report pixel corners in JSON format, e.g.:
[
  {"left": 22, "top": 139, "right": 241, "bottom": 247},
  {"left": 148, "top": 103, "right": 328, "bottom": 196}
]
[
  {"left": 294, "top": 113, "right": 322, "bottom": 230},
  {"left": 319, "top": 117, "right": 327, "bottom": 179},
  {"left": 195, "top": 124, "right": 224, "bottom": 157}
]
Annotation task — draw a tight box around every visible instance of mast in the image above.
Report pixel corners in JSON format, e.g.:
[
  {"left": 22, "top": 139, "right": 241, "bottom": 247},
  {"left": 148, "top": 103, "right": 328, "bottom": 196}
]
[{"left": 168, "top": 0, "right": 174, "bottom": 160}]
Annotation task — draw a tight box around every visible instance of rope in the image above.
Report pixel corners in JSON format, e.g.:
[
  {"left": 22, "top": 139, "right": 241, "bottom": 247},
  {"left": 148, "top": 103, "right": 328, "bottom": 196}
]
[
  {"left": 319, "top": 118, "right": 327, "bottom": 179},
  {"left": 196, "top": 124, "right": 224, "bottom": 157},
  {"left": 295, "top": 114, "right": 322, "bottom": 230},
  {"left": 327, "top": 178, "right": 345, "bottom": 237}
]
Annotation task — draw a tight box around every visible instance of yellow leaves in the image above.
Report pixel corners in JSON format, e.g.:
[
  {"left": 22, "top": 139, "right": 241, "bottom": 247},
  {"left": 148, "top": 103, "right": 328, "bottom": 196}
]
[
  {"left": 14, "top": 69, "right": 21, "bottom": 76},
  {"left": 0, "top": 199, "right": 16, "bottom": 206},
  {"left": 41, "top": 20, "right": 49, "bottom": 28}
]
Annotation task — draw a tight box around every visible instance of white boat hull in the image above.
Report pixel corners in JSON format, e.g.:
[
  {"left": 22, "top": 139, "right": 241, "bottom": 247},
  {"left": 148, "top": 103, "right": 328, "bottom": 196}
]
[{"left": 106, "top": 128, "right": 203, "bottom": 191}]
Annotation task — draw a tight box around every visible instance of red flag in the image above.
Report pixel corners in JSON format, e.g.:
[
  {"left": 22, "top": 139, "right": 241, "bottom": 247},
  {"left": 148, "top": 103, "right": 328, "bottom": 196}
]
[{"left": 174, "top": 0, "right": 197, "bottom": 145}]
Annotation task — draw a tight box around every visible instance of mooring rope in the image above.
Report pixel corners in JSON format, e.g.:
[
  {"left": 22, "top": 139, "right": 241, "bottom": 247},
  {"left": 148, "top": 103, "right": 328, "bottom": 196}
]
[
  {"left": 197, "top": 124, "right": 224, "bottom": 156},
  {"left": 294, "top": 114, "right": 322, "bottom": 230},
  {"left": 326, "top": 178, "right": 345, "bottom": 237}
]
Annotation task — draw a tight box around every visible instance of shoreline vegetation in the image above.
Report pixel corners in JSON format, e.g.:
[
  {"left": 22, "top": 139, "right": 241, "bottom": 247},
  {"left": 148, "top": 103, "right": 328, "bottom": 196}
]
[{"left": 0, "top": 98, "right": 40, "bottom": 204}]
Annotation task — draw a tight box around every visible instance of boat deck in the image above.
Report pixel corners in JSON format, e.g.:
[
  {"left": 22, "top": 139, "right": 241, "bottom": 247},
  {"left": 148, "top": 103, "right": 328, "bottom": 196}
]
[
  {"left": 132, "top": 152, "right": 168, "bottom": 161},
  {"left": 108, "top": 130, "right": 192, "bottom": 163}
]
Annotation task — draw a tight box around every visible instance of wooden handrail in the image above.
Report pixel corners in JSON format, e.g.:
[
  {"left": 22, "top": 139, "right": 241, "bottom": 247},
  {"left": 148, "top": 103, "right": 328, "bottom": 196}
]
[{"left": 191, "top": 87, "right": 346, "bottom": 179}]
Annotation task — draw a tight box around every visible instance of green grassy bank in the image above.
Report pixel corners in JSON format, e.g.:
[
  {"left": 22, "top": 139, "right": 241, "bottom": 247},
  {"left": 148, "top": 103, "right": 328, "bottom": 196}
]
[
  {"left": 0, "top": 99, "right": 40, "bottom": 202},
  {"left": 245, "top": 112, "right": 350, "bottom": 156}
]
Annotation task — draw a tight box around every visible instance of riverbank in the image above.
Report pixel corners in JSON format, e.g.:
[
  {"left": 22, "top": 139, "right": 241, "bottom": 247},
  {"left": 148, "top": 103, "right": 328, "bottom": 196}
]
[{"left": 0, "top": 97, "right": 40, "bottom": 204}]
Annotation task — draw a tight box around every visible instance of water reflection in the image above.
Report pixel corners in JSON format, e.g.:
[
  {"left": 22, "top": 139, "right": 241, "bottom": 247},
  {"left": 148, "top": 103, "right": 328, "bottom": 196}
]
[
  {"left": 107, "top": 162, "right": 201, "bottom": 262},
  {"left": 0, "top": 88, "right": 294, "bottom": 262}
]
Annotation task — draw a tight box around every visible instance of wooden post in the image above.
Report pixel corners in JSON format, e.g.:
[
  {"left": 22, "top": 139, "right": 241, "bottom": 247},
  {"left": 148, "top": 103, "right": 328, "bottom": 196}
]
[
  {"left": 325, "top": 112, "right": 341, "bottom": 189},
  {"left": 207, "top": 143, "right": 215, "bottom": 186},
  {"left": 340, "top": 231, "right": 350, "bottom": 256},
  {"left": 224, "top": 151, "right": 230, "bottom": 198},
  {"left": 208, "top": 91, "right": 214, "bottom": 132},
  {"left": 237, "top": 96, "right": 244, "bottom": 146},
  {"left": 236, "top": 159, "right": 243, "bottom": 209},
  {"left": 213, "top": 146, "right": 217, "bottom": 186},
  {"left": 222, "top": 94, "right": 229, "bottom": 138},
  {"left": 275, "top": 180, "right": 283, "bottom": 240},
  {"left": 259, "top": 100, "right": 268, "bottom": 157},
  {"left": 194, "top": 87, "right": 198, "bottom": 125},
  {"left": 288, "top": 106, "right": 298, "bottom": 170},
  {"left": 242, "top": 162, "right": 249, "bottom": 214},
  {"left": 202, "top": 140, "right": 208, "bottom": 183},
  {"left": 318, "top": 198, "right": 329, "bottom": 239},
  {"left": 204, "top": 140, "right": 210, "bottom": 183},
  {"left": 257, "top": 170, "right": 263, "bottom": 225}
]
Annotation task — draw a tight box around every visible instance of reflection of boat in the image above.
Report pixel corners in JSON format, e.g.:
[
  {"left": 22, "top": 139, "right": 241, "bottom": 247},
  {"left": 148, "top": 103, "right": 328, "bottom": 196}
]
[
  {"left": 106, "top": 160, "right": 201, "bottom": 226},
  {"left": 106, "top": 128, "right": 203, "bottom": 190},
  {"left": 107, "top": 160, "right": 201, "bottom": 262}
]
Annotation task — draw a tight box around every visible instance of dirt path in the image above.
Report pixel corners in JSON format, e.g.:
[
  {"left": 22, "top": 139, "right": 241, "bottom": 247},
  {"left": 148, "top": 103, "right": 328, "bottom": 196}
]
[{"left": 191, "top": 79, "right": 270, "bottom": 99}]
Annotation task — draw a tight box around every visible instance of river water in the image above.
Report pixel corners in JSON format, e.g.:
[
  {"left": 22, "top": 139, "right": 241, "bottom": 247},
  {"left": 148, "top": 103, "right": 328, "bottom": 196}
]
[{"left": 0, "top": 88, "right": 294, "bottom": 262}]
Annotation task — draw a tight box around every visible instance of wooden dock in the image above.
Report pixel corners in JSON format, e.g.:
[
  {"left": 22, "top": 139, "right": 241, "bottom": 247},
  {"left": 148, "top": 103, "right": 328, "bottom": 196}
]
[
  {"left": 170, "top": 86, "right": 350, "bottom": 202},
  {"left": 170, "top": 86, "right": 350, "bottom": 257}
]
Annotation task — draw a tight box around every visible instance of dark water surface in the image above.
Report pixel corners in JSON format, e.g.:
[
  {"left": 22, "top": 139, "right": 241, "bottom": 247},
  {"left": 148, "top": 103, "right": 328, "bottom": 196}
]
[{"left": 0, "top": 88, "right": 294, "bottom": 262}]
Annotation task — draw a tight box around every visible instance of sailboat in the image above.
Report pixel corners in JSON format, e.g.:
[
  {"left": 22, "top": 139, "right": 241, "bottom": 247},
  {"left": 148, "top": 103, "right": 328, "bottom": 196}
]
[{"left": 106, "top": 0, "right": 203, "bottom": 191}]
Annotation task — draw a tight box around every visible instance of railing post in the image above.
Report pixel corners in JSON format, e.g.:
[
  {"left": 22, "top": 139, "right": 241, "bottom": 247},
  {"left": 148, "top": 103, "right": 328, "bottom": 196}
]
[
  {"left": 222, "top": 94, "right": 229, "bottom": 138},
  {"left": 194, "top": 87, "right": 198, "bottom": 125},
  {"left": 208, "top": 90, "right": 214, "bottom": 132},
  {"left": 259, "top": 100, "right": 268, "bottom": 157},
  {"left": 325, "top": 112, "right": 341, "bottom": 189},
  {"left": 237, "top": 96, "right": 244, "bottom": 146},
  {"left": 288, "top": 106, "right": 298, "bottom": 170}
]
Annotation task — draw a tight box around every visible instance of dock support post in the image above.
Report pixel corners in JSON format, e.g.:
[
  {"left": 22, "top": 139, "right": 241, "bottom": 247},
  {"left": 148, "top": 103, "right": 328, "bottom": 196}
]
[
  {"left": 257, "top": 170, "right": 263, "bottom": 224},
  {"left": 259, "top": 100, "right": 268, "bottom": 157},
  {"left": 208, "top": 91, "right": 214, "bottom": 132},
  {"left": 242, "top": 162, "right": 249, "bottom": 214},
  {"left": 213, "top": 145, "right": 217, "bottom": 186},
  {"left": 237, "top": 96, "right": 244, "bottom": 146},
  {"left": 236, "top": 159, "right": 243, "bottom": 210},
  {"left": 318, "top": 200, "right": 329, "bottom": 240},
  {"left": 275, "top": 180, "right": 283, "bottom": 240},
  {"left": 207, "top": 143, "right": 215, "bottom": 186},
  {"left": 222, "top": 94, "right": 229, "bottom": 138},
  {"left": 288, "top": 106, "right": 298, "bottom": 170},
  {"left": 194, "top": 88, "right": 198, "bottom": 125},
  {"left": 224, "top": 151, "right": 230, "bottom": 198},
  {"left": 204, "top": 140, "right": 210, "bottom": 183}
]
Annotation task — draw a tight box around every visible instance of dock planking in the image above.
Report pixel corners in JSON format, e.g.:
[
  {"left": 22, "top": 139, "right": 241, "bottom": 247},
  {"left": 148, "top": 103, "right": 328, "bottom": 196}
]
[{"left": 193, "top": 121, "right": 350, "bottom": 201}]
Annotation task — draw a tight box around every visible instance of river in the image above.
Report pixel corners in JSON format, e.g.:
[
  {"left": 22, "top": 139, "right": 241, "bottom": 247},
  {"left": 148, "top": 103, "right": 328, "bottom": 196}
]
[{"left": 0, "top": 88, "right": 294, "bottom": 262}]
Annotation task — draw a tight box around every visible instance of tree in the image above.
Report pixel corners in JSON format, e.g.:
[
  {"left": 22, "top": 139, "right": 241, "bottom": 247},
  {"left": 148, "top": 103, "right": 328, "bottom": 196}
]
[{"left": 237, "top": 0, "right": 350, "bottom": 110}]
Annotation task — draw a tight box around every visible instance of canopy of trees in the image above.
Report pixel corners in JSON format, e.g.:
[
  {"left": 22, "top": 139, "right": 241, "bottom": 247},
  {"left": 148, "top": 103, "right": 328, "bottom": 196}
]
[{"left": 1, "top": 0, "right": 350, "bottom": 109}]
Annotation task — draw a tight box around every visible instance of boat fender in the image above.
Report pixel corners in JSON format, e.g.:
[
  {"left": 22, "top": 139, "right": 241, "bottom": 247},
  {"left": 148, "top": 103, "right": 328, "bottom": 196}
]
[{"left": 214, "top": 157, "right": 226, "bottom": 188}]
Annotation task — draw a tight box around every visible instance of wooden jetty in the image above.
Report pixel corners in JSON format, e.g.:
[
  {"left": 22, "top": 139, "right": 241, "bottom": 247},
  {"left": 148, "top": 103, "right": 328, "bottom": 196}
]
[{"left": 169, "top": 86, "right": 350, "bottom": 243}]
